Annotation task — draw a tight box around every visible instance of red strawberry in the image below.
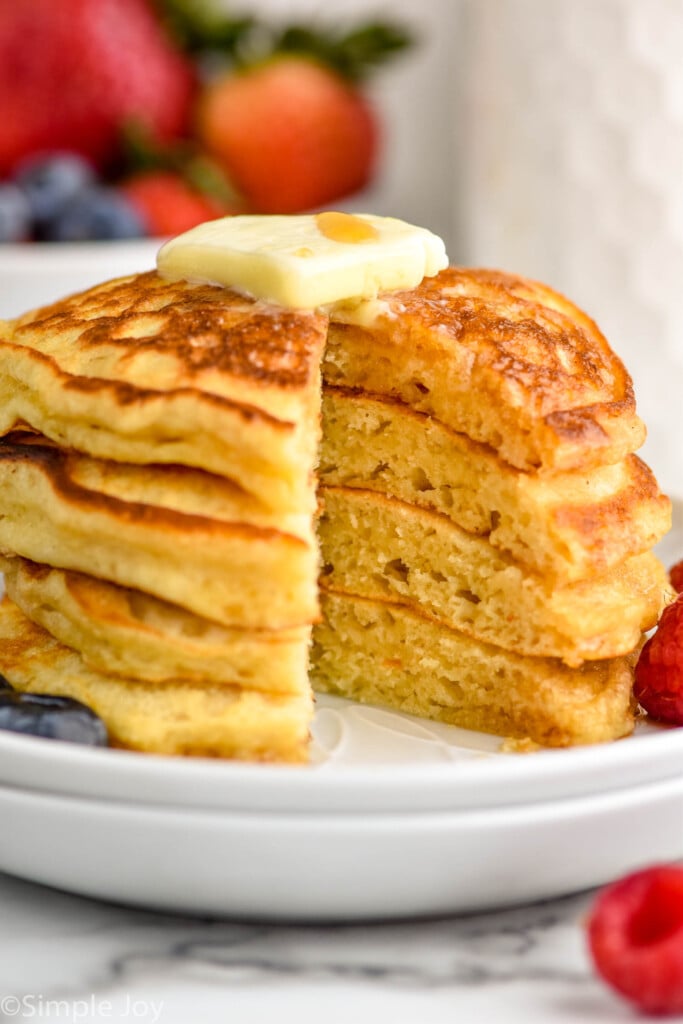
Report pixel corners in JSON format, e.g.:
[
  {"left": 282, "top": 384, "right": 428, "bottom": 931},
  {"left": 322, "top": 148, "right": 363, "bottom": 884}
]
[
  {"left": 120, "top": 171, "right": 233, "bottom": 237},
  {"left": 0, "top": 0, "right": 194, "bottom": 176},
  {"left": 196, "top": 57, "right": 377, "bottom": 214},
  {"left": 634, "top": 594, "right": 683, "bottom": 724}
]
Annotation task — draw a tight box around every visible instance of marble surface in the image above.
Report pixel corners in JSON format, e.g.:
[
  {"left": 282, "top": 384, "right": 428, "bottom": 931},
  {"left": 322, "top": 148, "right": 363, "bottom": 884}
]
[{"left": 0, "top": 870, "right": 654, "bottom": 1024}]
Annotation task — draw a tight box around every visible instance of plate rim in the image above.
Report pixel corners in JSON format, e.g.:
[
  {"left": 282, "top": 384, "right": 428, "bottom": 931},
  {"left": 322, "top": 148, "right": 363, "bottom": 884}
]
[
  {"left": 0, "top": 707, "right": 680, "bottom": 815},
  {"left": 2, "top": 769, "right": 682, "bottom": 920}
]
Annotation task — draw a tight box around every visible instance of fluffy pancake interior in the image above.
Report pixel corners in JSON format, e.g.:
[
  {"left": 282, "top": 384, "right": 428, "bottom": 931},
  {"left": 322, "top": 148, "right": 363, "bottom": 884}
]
[
  {"left": 311, "top": 592, "right": 636, "bottom": 747},
  {"left": 318, "top": 486, "right": 667, "bottom": 666},
  {"left": 320, "top": 388, "right": 671, "bottom": 583}
]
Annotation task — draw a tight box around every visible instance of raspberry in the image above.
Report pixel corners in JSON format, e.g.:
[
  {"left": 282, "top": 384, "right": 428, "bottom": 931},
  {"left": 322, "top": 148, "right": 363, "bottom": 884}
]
[
  {"left": 634, "top": 595, "right": 683, "bottom": 725},
  {"left": 588, "top": 865, "right": 683, "bottom": 1014},
  {"left": 670, "top": 559, "right": 683, "bottom": 593}
]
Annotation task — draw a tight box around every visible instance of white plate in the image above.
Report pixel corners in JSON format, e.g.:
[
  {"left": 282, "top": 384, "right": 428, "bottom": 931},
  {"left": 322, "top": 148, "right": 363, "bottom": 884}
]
[
  {"left": 0, "top": 773, "right": 682, "bottom": 920},
  {"left": 0, "top": 698, "right": 679, "bottom": 814},
  {"left": 0, "top": 240, "right": 159, "bottom": 318}
]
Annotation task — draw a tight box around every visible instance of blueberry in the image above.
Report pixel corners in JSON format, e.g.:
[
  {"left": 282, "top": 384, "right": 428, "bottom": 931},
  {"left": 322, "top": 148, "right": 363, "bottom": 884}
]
[
  {"left": 44, "top": 186, "right": 145, "bottom": 242},
  {"left": 0, "top": 184, "right": 31, "bottom": 242},
  {"left": 15, "top": 152, "right": 95, "bottom": 231},
  {"left": 0, "top": 691, "right": 108, "bottom": 746}
]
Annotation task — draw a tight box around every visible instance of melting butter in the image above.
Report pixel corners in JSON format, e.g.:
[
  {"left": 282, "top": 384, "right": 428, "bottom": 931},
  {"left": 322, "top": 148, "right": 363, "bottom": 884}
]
[{"left": 156, "top": 213, "right": 448, "bottom": 310}]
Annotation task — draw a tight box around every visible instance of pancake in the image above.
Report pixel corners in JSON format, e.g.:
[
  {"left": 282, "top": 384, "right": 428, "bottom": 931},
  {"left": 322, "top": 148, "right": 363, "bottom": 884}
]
[
  {"left": 0, "top": 271, "right": 327, "bottom": 512},
  {"left": 7, "top": 430, "right": 314, "bottom": 540},
  {"left": 0, "top": 437, "right": 319, "bottom": 629},
  {"left": 320, "top": 388, "right": 672, "bottom": 583},
  {"left": 318, "top": 486, "right": 667, "bottom": 665},
  {"left": 312, "top": 591, "right": 637, "bottom": 747},
  {"left": 0, "top": 598, "right": 312, "bottom": 760},
  {"left": 1, "top": 556, "right": 310, "bottom": 693},
  {"left": 326, "top": 267, "right": 645, "bottom": 472}
]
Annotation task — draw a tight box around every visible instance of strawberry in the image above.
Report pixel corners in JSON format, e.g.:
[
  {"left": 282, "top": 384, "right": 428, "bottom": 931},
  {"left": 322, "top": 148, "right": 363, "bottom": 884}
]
[
  {"left": 119, "top": 170, "right": 232, "bottom": 237},
  {"left": 189, "top": 19, "right": 411, "bottom": 215},
  {"left": 197, "top": 57, "right": 377, "bottom": 214},
  {"left": 0, "top": 0, "right": 194, "bottom": 176}
]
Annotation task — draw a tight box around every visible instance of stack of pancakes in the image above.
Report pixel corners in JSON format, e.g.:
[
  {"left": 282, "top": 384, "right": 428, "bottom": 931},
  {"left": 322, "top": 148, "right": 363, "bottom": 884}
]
[
  {"left": 0, "top": 273, "right": 327, "bottom": 759},
  {"left": 0, "top": 265, "right": 671, "bottom": 756},
  {"left": 314, "top": 268, "right": 670, "bottom": 746}
]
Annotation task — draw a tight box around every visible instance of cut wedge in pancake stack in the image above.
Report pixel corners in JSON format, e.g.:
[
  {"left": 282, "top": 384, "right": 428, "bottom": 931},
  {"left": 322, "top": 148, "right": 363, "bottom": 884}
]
[
  {"left": 313, "top": 267, "right": 672, "bottom": 747},
  {"left": 0, "top": 215, "right": 672, "bottom": 758},
  {"left": 0, "top": 271, "right": 328, "bottom": 759}
]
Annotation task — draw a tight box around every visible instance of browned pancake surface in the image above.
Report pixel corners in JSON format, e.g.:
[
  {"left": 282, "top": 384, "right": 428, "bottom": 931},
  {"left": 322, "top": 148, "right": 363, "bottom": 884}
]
[
  {"left": 0, "top": 274, "right": 327, "bottom": 509},
  {"left": 327, "top": 267, "right": 645, "bottom": 471},
  {"left": 10, "top": 271, "right": 326, "bottom": 409}
]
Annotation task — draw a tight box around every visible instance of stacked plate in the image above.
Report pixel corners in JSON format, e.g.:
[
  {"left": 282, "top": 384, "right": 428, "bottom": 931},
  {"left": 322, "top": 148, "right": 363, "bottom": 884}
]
[{"left": 1, "top": 682, "right": 682, "bottom": 921}]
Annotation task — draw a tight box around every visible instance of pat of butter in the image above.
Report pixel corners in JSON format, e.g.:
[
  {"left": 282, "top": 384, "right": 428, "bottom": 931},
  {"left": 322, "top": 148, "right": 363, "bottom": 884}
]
[{"left": 156, "top": 213, "right": 448, "bottom": 309}]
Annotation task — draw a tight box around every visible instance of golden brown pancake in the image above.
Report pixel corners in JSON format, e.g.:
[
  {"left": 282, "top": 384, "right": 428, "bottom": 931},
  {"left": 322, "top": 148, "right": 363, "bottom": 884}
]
[
  {"left": 1, "top": 556, "right": 310, "bottom": 694},
  {"left": 0, "top": 436, "right": 319, "bottom": 629},
  {"left": 0, "top": 597, "right": 312, "bottom": 760},
  {"left": 0, "top": 271, "right": 327, "bottom": 512},
  {"left": 327, "top": 268, "right": 645, "bottom": 472}
]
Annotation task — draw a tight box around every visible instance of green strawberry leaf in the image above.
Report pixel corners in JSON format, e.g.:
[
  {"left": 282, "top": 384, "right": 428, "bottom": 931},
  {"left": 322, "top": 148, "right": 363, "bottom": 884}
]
[
  {"left": 274, "top": 22, "right": 415, "bottom": 82},
  {"left": 155, "top": 0, "right": 255, "bottom": 57},
  {"left": 154, "top": 0, "right": 414, "bottom": 81}
]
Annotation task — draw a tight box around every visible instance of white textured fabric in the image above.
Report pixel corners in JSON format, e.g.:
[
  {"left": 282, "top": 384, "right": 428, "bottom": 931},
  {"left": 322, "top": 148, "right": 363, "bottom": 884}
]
[{"left": 460, "top": 0, "right": 683, "bottom": 494}]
